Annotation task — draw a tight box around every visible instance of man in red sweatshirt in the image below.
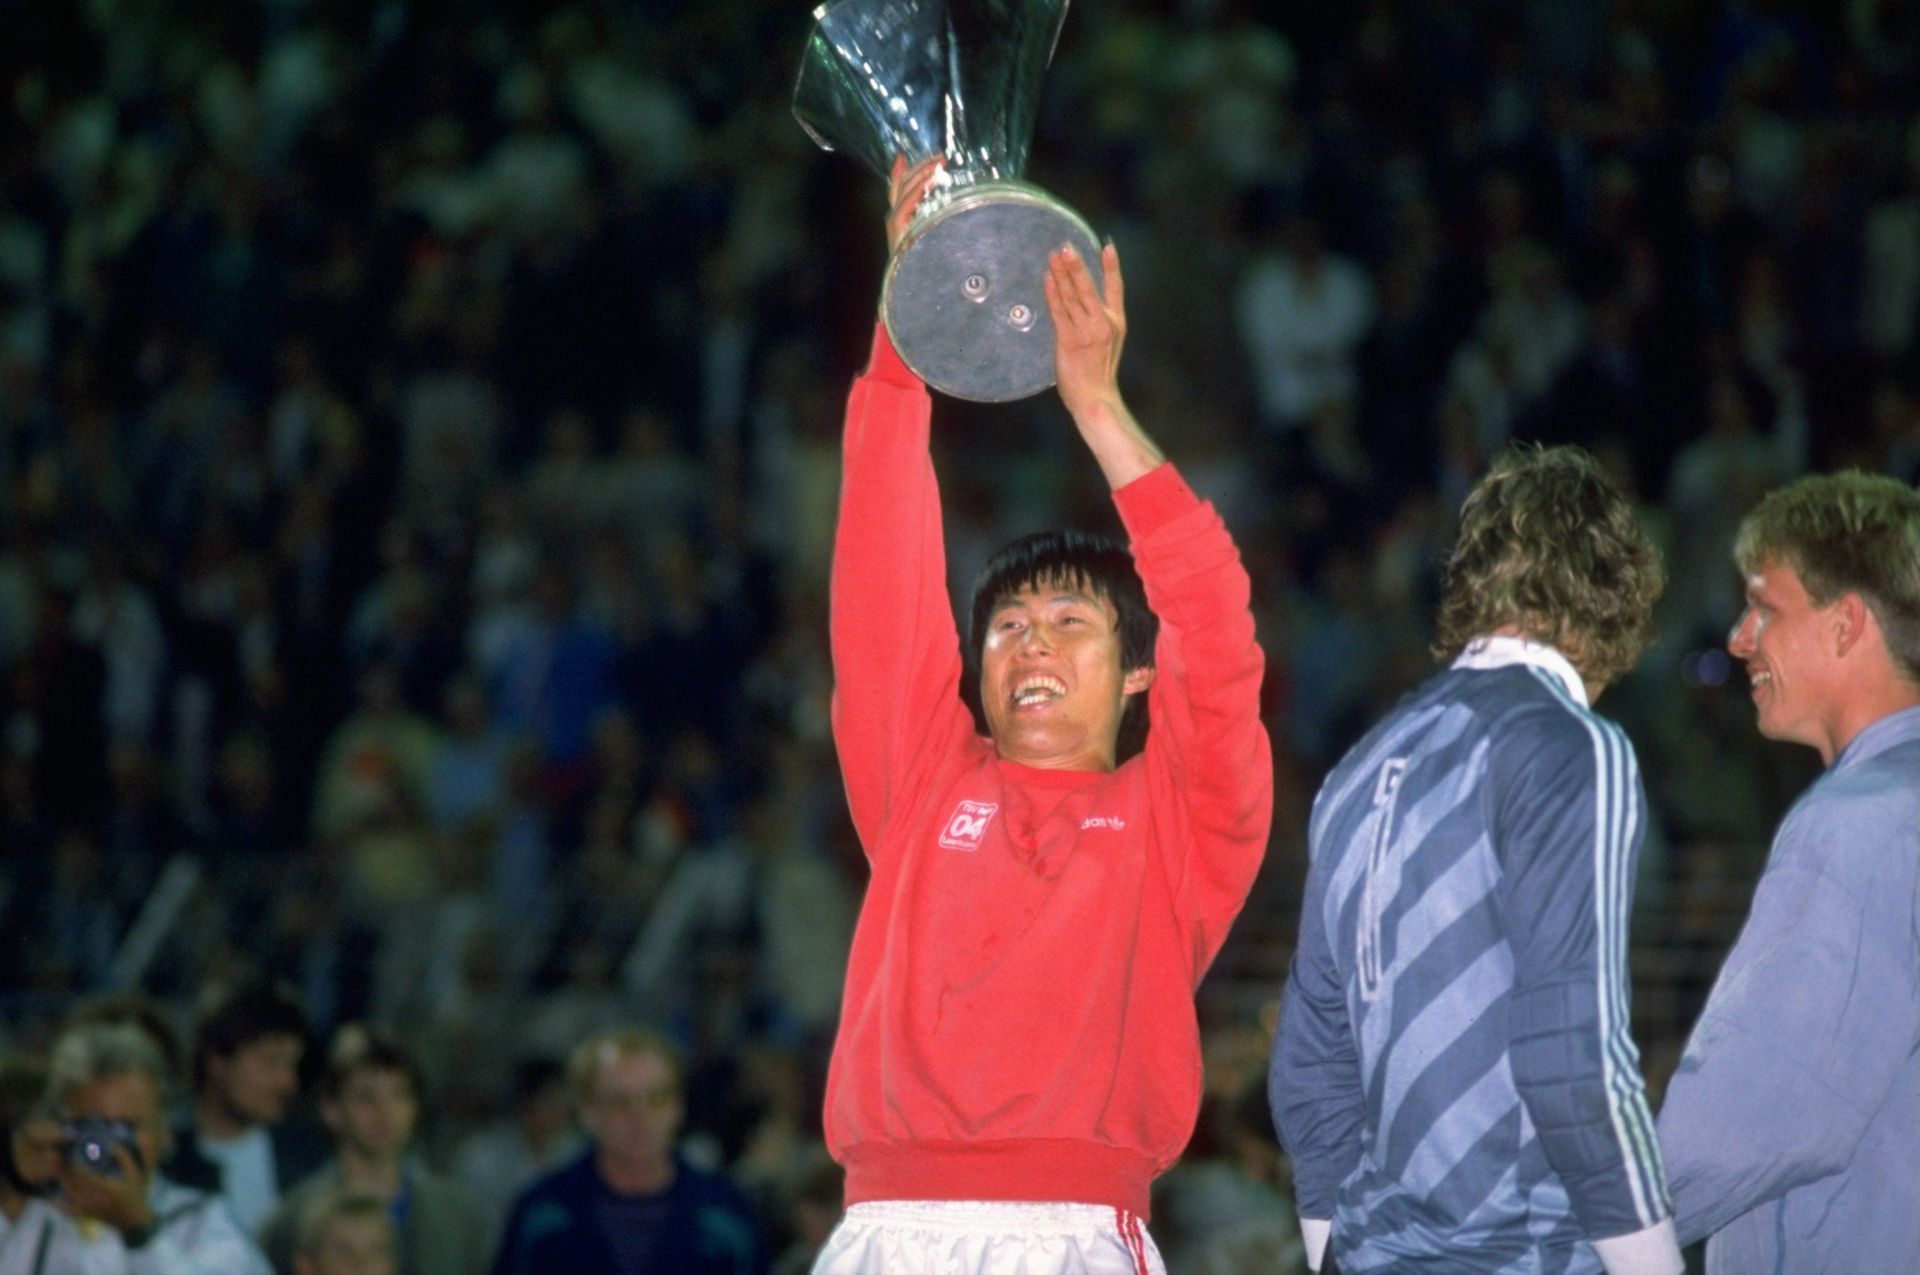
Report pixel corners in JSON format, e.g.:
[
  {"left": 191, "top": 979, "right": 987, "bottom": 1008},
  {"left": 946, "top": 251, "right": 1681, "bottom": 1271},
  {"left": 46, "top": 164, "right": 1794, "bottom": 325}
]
[{"left": 812, "top": 155, "right": 1272, "bottom": 1274}]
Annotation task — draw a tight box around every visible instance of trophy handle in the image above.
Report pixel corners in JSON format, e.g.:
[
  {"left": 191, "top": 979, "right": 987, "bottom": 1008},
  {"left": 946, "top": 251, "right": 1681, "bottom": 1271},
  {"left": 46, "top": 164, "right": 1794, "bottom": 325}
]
[{"left": 883, "top": 180, "right": 1103, "bottom": 402}]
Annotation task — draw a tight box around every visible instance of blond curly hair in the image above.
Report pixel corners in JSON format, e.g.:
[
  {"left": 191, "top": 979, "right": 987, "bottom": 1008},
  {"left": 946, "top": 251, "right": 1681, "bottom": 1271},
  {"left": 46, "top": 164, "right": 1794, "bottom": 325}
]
[{"left": 1433, "top": 444, "right": 1665, "bottom": 688}]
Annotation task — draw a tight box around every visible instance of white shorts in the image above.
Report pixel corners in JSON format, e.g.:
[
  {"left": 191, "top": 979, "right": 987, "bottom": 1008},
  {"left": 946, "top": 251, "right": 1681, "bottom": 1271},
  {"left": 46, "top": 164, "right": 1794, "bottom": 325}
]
[{"left": 812, "top": 1200, "right": 1168, "bottom": 1275}]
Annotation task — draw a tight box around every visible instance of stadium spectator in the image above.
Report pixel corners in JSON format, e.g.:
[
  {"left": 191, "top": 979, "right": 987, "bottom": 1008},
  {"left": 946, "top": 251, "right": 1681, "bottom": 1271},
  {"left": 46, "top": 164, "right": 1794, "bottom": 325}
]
[
  {"left": 493, "top": 1028, "right": 765, "bottom": 1275},
  {"left": 29, "top": 1021, "right": 272, "bottom": 1273},
  {"left": 290, "top": 1191, "right": 399, "bottom": 1275},
  {"left": 1237, "top": 212, "right": 1374, "bottom": 441},
  {"left": 260, "top": 1027, "right": 488, "bottom": 1275},
  {"left": 166, "top": 980, "right": 324, "bottom": 1236},
  {"left": 448, "top": 1057, "right": 581, "bottom": 1250}
]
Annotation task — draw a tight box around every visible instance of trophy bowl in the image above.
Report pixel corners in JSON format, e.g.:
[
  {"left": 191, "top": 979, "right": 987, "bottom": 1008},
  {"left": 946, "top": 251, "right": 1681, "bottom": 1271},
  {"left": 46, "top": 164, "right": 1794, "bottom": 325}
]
[{"left": 884, "top": 180, "right": 1101, "bottom": 402}]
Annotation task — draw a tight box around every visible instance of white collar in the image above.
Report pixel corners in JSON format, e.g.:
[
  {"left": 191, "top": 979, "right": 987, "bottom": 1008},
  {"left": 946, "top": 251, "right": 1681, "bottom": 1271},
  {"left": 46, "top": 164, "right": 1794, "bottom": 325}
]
[{"left": 1451, "top": 634, "right": 1588, "bottom": 708}]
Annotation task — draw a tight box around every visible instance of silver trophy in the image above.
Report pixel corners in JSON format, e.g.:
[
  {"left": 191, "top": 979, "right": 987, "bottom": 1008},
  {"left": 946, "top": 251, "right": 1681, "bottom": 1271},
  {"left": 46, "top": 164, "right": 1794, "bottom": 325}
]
[{"left": 794, "top": 0, "right": 1102, "bottom": 402}]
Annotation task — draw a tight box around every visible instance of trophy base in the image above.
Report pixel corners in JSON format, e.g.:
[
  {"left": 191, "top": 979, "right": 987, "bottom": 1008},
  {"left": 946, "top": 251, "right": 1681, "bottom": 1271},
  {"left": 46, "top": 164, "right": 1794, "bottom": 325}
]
[{"left": 883, "top": 181, "right": 1103, "bottom": 403}]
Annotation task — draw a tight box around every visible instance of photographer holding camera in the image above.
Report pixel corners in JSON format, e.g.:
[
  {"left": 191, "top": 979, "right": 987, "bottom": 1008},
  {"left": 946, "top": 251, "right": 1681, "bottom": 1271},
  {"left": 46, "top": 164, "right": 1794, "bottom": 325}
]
[{"left": 0, "top": 1022, "right": 271, "bottom": 1275}]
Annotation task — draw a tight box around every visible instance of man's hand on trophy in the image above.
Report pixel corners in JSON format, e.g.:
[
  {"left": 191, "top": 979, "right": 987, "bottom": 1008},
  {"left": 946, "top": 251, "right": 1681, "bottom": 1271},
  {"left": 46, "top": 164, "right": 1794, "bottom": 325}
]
[
  {"left": 1045, "top": 241, "right": 1126, "bottom": 421},
  {"left": 886, "top": 154, "right": 944, "bottom": 253},
  {"left": 1045, "top": 240, "right": 1161, "bottom": 488}
]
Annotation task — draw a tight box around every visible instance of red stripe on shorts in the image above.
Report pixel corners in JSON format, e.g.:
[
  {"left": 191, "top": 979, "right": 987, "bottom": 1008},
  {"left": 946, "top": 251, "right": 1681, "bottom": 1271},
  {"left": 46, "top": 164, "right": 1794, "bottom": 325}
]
[{"left": 1114, "top": 1207, "right": 1148, "bottom": 1275}]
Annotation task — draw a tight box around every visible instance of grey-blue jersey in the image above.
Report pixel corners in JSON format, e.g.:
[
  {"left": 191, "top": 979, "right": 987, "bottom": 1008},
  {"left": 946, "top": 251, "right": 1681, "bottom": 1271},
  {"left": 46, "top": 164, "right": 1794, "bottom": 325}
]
[{"left": 1271, "top": 652, "right": 1671, "bottom": 1273}]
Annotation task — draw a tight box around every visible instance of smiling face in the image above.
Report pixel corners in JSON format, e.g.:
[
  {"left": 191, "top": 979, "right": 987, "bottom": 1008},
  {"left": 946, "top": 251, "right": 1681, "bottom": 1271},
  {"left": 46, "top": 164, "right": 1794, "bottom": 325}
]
[
  {"left": 979, "top": 578, "right": 1154, "bottom": 772},
  {"left": 1727, "top": 559, "right": 1850, "bottom": 762}
]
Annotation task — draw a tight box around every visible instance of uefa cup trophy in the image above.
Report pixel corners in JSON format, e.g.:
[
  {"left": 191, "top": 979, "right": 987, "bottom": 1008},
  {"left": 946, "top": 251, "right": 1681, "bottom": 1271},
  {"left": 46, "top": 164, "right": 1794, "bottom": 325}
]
[{"left": 793, "top": 0, "right": 1102, "bottom": 402}]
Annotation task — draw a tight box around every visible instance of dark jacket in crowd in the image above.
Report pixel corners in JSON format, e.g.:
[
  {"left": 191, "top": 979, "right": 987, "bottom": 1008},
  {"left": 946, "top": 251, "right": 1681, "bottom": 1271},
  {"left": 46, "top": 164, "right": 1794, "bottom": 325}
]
[{"left": 492, "top": 1151, "right": 766, "bottom": 1275}]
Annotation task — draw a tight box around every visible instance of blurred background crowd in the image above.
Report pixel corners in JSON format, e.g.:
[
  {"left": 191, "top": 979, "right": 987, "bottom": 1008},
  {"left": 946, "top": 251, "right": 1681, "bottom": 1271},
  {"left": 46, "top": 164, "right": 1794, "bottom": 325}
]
[{"left": 0, "top": 0, "right": 1915, "bottom": 1270}]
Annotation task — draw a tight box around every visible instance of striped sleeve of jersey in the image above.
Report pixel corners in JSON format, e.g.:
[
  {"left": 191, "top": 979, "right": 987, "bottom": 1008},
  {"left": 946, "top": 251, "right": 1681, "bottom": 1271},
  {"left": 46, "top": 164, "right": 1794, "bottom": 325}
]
[
  {"left": 1490, "top": 679, "right": 1671, "bottom": 1239},
  {"left": 1270, "top": 803, "right": 1367, "bottom": 1220}
]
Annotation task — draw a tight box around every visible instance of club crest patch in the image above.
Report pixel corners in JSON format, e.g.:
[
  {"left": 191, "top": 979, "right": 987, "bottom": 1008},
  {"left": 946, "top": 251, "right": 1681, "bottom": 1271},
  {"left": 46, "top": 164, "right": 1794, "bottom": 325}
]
[{"left": 938, "top": 800, "right": 999, "bottom": 851}]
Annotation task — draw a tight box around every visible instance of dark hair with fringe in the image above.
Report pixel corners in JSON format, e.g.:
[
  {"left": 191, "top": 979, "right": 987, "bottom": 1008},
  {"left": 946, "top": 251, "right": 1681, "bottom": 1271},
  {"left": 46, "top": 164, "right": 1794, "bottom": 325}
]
[
  {"left": 194, "top": 980, "right": 309, "bottom": 1091},
  {"left": 1432, "top": 443, "right": 1664, "bottom": 688},
  {"left": 966, "top": 530, "right": 1158, "bottom": 763},
  {"left": 1734, "top": 471, "right": 1920, "bottom": 683},
  {"left": 321, "top": 1025, "right": 422, "bottom": 1103}
]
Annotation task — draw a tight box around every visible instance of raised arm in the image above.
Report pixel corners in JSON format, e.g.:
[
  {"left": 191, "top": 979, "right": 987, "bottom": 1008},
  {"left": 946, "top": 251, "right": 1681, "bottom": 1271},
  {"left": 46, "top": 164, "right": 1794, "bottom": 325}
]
[
  {"left": 828, "top": 154, "right": 974, "bottom": 855},
  {"left": 1045, "top": 243, "right": 1164, "bottom": 489},
  {"left": 1045, "top": 241, "right": 1270, "bottom": 957}
]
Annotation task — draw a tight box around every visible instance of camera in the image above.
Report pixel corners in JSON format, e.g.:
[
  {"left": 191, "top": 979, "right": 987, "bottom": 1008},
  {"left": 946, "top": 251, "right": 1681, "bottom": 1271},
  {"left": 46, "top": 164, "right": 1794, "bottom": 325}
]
[{"left": 58, "top": 1116, "right": 139, "bottom": 1178}]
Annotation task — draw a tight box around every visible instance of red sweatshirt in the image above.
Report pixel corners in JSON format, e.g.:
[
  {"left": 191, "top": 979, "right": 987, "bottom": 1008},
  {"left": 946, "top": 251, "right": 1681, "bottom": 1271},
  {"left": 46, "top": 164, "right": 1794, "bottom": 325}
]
[{"left": 823, "top": 326, "right": 1272, "bottom": 1219}]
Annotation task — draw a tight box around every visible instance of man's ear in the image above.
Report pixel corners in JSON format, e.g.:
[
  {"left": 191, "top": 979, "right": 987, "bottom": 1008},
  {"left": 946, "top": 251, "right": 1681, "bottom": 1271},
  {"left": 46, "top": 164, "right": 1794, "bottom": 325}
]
[
  {"left": 1122, "top": 666, "right": 1155, "bottom": 696},
  {"left": 1832, "top": 592, "right": 1871, "bottom": 658}
]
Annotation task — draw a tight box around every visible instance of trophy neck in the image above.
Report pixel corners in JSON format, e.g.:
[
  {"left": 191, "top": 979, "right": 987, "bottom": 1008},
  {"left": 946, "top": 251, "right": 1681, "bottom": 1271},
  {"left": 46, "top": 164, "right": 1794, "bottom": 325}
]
[
  {"left": 913, "top": 172, "right": 1044, "bottom": 221},
  {"left": 792, "top": 0, "right": 1070, "bottom": 184}
]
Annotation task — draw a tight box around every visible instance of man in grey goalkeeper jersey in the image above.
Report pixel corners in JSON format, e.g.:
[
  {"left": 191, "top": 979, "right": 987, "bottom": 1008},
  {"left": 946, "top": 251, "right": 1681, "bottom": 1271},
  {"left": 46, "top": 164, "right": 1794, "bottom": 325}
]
[
  {"left": 1656, "top": 473, "right": 1920, "bottom": 1275},
  {"left": 1271, "top": 445, "right": 1683, "bottom": 1274}
]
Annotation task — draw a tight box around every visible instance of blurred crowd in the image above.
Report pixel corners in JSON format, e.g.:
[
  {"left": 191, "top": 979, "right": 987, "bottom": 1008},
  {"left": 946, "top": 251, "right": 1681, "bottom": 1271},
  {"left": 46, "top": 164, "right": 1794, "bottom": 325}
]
[{"left": 0, "top": 0, "right": 1915, "bottom": 1270}]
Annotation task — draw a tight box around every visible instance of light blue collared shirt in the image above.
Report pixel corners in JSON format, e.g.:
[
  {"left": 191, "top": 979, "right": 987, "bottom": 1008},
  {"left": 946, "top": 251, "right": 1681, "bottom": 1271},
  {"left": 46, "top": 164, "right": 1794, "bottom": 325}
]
[{"left": 1657, "top": 704, "right": 1920, "bottom": 1275}]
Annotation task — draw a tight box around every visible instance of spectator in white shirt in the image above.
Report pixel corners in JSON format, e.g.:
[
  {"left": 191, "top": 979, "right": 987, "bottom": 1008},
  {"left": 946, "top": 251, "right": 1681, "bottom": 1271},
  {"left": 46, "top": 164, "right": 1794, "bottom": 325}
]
[
  {"left": 9, "top": 1022, "right": 271, "bottom": 1275},
  {"left": 1236, "top": 213, "right": 1374, "bottom": 438}
]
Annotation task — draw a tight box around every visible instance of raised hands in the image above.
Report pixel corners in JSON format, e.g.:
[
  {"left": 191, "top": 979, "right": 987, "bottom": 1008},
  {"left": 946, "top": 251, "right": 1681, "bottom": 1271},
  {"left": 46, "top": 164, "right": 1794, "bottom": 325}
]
[
  {"left": 1043, "top": 240, "right": 1162, "bottom": 488},
  {"left": 878, "top": 159, "right": 1162, "bottom": 485},
  {"left": 1044, "top": 241, "right": 1125, "bottom": 424}
]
